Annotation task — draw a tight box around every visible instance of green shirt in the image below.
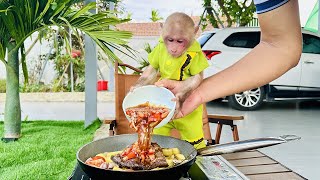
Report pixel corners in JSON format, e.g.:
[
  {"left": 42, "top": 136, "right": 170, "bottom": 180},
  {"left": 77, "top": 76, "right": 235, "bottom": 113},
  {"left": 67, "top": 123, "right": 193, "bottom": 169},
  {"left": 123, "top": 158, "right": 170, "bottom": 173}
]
[{"left": 148, "top": 38, "right": 209, "bottom": 81}]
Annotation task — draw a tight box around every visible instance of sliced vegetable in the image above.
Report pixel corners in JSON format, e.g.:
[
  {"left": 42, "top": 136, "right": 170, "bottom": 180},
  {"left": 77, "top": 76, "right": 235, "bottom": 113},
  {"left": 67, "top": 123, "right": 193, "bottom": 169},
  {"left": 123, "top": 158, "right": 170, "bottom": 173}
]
[
  {"left": 162, "top": 148, "right": 173, "bottom": 157},
  {"left": 92, "top": 156, "right": 106, "bottom": 162},
  {"left": 126, "top": 151, "right": 136, "bottom": 160},
  {"left": 113, "top": 166, "right": 124, "bottom": 171},
  {"left": 166, "top": 159, "right": 174, "bottom": 167},
  {"left": 175, "top": 154, "right": 185, "bottom": 161},
  {"left": 172, "top": 148, "right": 180, "bottom": 154},
  {"left": 148, "top": 148, "right": 155, "bottom": 155},
  {"left": 96, "top": 153, "right": 108, "bottom": 161}
]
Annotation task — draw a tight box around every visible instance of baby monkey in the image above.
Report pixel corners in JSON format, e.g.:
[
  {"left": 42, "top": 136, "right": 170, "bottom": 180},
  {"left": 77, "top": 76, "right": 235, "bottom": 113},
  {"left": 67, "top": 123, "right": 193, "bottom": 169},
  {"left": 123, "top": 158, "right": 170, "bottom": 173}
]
[
  {"left": 132, "top": 12, "right": 205, "bottom": 111},
  {"left": 131, "top": 12, "right": 209, "bottom": 149}
]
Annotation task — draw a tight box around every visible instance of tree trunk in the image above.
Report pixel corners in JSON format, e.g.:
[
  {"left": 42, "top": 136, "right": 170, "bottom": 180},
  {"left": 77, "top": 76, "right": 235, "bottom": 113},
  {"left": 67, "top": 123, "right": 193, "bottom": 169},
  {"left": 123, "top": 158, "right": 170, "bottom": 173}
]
[
  {"left": 3, "top": 41, "right": 21, "bottom": 139},
  {"left": 203, "top": 0, "right": 219, "bottom": 28},
  {"left": 217, "top": 0, "right": 233, "bottom": 27}
]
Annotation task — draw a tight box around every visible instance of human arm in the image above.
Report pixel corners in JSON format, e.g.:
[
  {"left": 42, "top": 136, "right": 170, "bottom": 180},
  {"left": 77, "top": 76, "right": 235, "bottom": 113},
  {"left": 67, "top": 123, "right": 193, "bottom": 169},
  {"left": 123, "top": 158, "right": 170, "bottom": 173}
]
[{"left": 163, "top": 0, "right": 303, "bottom": 118}]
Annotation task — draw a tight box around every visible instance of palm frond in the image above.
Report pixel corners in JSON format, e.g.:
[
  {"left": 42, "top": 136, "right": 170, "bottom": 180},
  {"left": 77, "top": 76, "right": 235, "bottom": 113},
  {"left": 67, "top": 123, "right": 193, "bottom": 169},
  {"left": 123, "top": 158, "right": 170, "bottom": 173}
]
[
  {"left": 0, "top": 0, "right": 134, "bottom": 73},
  {"left": 59, "top": 7, "right": 133, "bottom": 63},
  {"left": 49, "top": 1, "right": 68, "bottom": 21},
  {"left": 33, "top": 0, "right": 53, "bottom": 25},
  {"left": 0, "top": 7, "right": 8, "bottom": 62},
  {"left": 103, "top": 42, "right": 137, "bottom": 60},
  {"left": 87, "top": 31, "right": 131, "bottom": 44},
  {"left": 68, "top": 2, "right": 95, "bottom": 22}
]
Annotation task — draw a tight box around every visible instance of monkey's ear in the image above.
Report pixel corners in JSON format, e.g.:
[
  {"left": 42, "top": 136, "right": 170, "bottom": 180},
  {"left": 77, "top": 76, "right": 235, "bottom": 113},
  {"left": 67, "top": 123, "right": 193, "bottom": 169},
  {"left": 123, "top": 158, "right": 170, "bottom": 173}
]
[
  {"left": 194, "top": 25, "right": 200, "bottom": 33},
  {"left": 160, "top": 23, "right": 163, "bottom": 28}
]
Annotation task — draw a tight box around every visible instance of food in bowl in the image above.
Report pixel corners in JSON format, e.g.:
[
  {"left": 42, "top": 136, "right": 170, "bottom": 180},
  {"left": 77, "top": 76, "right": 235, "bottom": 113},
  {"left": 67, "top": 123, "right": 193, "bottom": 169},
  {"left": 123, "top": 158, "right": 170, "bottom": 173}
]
[
  {"left": 122, "top": 85, "right": 176, "bottom": 129},
  {"left": 125, "top": 101, "right": 170, "bottom": 131}
]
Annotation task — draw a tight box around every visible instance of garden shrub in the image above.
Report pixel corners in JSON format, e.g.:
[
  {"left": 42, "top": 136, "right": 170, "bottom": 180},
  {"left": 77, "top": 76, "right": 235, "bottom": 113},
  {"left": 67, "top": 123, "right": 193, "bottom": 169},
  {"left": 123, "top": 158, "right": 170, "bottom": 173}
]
[{"left": 20, "top": 84, "right": 51, "bottom": 93}]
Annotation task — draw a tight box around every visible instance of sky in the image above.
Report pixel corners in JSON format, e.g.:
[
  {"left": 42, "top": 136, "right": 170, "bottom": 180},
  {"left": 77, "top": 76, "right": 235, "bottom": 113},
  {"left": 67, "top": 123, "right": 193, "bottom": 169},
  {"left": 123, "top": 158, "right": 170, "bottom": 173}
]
[{"left": 121, "top": 0, "right": 317, "bottom": 26}]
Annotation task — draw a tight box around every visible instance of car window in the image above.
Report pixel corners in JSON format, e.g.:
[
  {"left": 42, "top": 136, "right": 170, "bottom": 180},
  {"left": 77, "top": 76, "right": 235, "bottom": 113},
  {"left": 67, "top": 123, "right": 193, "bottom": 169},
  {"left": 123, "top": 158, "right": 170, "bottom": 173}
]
[
  {"left": 223, "top": 32, "right": 260, "bottom": 48},
  {"left": 303, "top": 34, "right": 320, "bottom": 54},
  {"left": 198, "top": 33, "right": 215, "bottom": 47}
]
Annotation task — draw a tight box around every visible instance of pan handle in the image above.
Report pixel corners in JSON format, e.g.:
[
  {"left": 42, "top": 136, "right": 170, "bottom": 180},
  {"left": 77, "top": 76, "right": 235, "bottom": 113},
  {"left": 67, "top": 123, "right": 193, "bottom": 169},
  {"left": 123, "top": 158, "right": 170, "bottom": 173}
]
[
  {"left": 279, "top": 135, "right": 301, "bottom": 142},
  {"left": 197, "top": 135, "right": 301, "bottom": 156}
]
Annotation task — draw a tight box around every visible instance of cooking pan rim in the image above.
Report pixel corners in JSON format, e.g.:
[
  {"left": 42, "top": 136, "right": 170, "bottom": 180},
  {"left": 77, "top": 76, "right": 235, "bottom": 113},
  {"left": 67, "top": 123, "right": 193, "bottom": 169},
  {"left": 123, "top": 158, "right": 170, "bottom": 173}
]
[{"left": 76, "top": 134, "right": 197, "bottom": 173}]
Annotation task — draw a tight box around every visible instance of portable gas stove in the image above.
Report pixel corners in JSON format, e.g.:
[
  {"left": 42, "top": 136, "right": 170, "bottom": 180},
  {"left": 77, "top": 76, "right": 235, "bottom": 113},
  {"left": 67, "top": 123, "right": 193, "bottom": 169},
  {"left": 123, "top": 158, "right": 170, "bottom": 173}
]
[
  {"left": 189, "top": 155, "right": 248, "bottom": 180},
  {"left": 69, "top": 155, "right": 248, "bottom": 180}
]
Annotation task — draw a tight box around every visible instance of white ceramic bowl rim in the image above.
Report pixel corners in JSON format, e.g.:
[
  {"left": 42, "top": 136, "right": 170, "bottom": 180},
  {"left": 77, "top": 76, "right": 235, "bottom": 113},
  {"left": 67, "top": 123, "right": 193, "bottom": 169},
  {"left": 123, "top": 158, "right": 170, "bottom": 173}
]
[{"left": 122, "top": 85, "right": 176, "bottom": 128}]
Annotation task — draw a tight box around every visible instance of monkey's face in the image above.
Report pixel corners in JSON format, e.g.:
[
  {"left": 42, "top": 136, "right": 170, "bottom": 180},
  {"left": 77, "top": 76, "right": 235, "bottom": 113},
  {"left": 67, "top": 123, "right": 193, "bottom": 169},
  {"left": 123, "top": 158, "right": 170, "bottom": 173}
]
[{"left": 163, "top": 36, "right": 189, "bottom": 58}]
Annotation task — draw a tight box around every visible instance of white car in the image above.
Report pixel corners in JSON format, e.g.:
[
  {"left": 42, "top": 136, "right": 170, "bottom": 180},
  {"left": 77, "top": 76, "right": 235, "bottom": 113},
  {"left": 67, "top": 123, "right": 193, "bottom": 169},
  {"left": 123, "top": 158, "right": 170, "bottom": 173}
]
[{"left": 198, "top": 27, "right": 320, "bottom": 110}]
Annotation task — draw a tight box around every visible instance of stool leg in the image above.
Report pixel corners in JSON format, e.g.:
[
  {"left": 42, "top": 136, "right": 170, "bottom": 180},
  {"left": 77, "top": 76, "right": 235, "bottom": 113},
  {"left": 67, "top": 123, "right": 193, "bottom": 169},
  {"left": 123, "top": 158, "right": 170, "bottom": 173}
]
[
  {"left": 109, "top": 128, "right": 114, "bottom": 136},
  {"left": 215, "top": 124, "right": 223, "bottom": 144},
  {"left": 109, "top": 120, "right": 116, "bottom": 136},
  {"left": 231, "top": 125, "right": 239, "bottom": 141}
]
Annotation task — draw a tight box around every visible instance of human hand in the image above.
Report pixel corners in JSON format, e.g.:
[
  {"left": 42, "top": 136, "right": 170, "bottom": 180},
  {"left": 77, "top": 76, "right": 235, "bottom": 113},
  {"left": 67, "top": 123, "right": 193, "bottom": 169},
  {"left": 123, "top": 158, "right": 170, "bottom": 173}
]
[
  {"left": 155, "top": 79, "right": 184, "bottom": 118},
  {"left": 174, "top": 89, "right": 203, "bottom": 118},
  {"left": 155, "top": 79, "right": 203, "bottom": 118}
]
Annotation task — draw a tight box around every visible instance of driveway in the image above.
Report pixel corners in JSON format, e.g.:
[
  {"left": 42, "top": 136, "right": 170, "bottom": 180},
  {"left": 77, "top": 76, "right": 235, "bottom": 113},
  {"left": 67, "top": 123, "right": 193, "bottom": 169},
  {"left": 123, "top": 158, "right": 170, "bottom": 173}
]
[
  {"left": 0, "top": 102, "right": 116, "bottom": 121},
  {"left": 206, "top": 100, "right": 320, "bottom": 180}
]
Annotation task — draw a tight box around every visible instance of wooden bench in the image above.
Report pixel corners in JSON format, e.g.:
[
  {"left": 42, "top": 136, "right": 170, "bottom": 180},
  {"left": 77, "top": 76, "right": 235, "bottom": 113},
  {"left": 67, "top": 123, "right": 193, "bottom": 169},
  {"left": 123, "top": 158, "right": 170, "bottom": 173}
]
[
  {"left": 207, "top": 114, "right": 244, "bottom": 144},
  {"left": 221, "top": 150, "right": 307, "bottom": 180}
]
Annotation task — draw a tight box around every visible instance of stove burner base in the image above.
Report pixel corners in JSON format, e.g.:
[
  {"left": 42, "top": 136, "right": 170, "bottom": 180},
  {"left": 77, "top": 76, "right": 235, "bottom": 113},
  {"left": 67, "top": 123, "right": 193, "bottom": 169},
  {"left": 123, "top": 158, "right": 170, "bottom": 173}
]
[
  {"left": 68, "top": 163, "right": 191, "bottom": 180},
  {"left": 68, "top": 163, "right": 90, "bottom": 180}
]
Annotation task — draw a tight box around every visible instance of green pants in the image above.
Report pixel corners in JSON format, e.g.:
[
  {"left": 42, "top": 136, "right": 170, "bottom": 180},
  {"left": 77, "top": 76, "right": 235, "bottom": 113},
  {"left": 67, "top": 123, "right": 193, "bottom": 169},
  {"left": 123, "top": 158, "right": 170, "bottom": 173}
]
[{"left": 153, "top": 104, "right": 206, "bottom": 149}]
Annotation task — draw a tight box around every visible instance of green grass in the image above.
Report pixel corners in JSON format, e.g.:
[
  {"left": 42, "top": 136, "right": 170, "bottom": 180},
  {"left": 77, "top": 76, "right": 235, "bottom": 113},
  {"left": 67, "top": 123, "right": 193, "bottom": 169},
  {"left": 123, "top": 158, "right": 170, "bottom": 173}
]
[{"left": 0, "top": 120, "right": 101, "bottom": 180}]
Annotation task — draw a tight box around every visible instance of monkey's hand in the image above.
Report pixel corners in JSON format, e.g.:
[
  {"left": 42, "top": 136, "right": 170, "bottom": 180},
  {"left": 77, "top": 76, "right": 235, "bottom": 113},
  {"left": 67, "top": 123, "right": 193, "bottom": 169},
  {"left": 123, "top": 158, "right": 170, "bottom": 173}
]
[{"left": 130, "top": 66, "right": 159, "bottom": 92}]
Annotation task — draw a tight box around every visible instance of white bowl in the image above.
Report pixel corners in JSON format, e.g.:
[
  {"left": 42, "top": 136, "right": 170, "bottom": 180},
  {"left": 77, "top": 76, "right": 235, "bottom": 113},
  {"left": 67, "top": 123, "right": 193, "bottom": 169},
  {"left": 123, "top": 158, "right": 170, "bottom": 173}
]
[{"left": 122, "top": 85, "right": 176, "bottom": 128}]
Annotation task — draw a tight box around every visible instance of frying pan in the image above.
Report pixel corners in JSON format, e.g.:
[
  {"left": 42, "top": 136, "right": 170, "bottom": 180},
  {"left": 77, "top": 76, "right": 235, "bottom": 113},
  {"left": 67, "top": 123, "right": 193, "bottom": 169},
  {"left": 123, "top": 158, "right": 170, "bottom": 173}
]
[{"left": 77, "top": 134, "right": 300, "bottom": 180}]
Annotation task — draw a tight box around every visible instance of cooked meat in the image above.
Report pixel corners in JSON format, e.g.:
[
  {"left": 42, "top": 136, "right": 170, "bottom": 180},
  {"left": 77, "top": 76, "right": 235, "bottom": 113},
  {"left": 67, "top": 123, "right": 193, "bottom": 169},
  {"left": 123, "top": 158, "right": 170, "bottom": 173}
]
[{"left": 111, "top": 143, "right": 168, "bottom": 170}]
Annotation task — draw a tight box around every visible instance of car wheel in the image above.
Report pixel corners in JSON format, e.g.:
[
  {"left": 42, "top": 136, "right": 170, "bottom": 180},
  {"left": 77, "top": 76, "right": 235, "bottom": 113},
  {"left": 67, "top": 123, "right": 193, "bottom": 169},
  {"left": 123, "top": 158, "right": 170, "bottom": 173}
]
[{"left": 228, "top": 87, "right": 265, "bottom": 111}]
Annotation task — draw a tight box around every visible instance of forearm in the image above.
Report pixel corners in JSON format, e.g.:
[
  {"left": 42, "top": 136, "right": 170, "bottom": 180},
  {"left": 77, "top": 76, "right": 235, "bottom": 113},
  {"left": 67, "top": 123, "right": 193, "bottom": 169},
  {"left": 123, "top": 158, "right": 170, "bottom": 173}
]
[
  {"left": 183, "top": 73, "right": 203, "bottom": 93},
  {"left": 174, "top": 73, "right": 203, "bottom": 104},
  {"left": 135, "top": 65, "right": 159, "bottom": 86},
  {"left": 196, "top": 0, "right": 302, "bottom": 103},
  {"left": 198, "top": 43, "right": 300, "bottom": 102}
]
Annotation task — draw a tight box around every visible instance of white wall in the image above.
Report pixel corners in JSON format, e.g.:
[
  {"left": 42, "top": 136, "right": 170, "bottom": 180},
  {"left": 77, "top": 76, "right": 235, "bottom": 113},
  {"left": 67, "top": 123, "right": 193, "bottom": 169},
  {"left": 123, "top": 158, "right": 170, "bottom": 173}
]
[
  {"left": 0, "top": 32, "right": 54, "bottom": 84},
  {"left": 114, "top": 36, "right": 159, "bottom": 73},
  {"left": 0, "top": 35, "right": 159, "bottom": 83},
  {"left": 96, "top": 36, "right": 159, "bottom": 79}
]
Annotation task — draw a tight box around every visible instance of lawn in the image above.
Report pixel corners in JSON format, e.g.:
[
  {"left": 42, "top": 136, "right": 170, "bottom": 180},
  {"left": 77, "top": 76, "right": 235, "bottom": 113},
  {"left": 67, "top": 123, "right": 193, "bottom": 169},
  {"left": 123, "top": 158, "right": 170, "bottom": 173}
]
[{"left": 0, "top": 120, "right": 100, "bottom": 180}]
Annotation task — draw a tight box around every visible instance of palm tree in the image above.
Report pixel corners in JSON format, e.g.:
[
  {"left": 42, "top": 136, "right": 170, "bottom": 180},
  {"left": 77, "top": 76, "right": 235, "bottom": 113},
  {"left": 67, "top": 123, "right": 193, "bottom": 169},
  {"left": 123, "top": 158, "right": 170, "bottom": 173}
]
[
  {"left": 150, "top": 9, "right": 163, "bottom": 22},
  {"left": 0, "top": 0, "right": 132, "bottom": 141}
]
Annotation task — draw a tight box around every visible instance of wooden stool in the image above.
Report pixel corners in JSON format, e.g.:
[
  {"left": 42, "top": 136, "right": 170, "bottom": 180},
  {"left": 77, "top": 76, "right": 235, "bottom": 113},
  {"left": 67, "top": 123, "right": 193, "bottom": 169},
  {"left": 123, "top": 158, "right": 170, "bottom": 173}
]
[
  {"left": 104, "top": 120, "right": 116, "bottom": 136},
  {"left": 208, "top": 114, "right": 244, "bottom": 144}
]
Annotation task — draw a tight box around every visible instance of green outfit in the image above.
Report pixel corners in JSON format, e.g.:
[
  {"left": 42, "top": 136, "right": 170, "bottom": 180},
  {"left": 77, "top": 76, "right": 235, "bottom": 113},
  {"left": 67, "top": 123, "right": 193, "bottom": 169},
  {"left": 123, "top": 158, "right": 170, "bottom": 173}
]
[{"left": 149, "top": 38, "right": 209, "bottom": 149}]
